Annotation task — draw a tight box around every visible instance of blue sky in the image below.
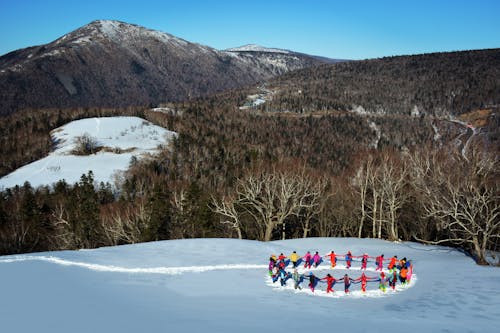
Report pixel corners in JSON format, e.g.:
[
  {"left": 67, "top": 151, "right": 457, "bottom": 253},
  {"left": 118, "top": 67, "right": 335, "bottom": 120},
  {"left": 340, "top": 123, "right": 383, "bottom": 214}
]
[{"left": 0, "top": 0, "right": 499, "bottom": 59}]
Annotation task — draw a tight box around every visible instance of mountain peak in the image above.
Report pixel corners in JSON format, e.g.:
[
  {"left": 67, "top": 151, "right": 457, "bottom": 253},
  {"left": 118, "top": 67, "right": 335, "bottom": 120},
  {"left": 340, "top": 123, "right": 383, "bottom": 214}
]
[
  {"left": 58, "top": 19, "right": 186, "bottom": 47},
  {"left": 225, "top": 44, "right": 290, "bottom": 54}
]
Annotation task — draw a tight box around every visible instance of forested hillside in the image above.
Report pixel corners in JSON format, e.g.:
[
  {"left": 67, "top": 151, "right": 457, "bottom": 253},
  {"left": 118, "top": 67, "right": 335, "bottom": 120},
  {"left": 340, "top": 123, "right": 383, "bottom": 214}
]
[{"left": 263, "top": 48, "right": 500, "bottom": 116}]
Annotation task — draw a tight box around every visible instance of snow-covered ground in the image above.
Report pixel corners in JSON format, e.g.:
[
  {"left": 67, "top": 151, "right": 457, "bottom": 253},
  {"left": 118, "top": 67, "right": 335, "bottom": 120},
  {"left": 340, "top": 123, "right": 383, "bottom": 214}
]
[
  {"left": 0, "top": 238, "right": 498, "bottom": 332},
  {"left": 0, "top": 117, "right": 176, "bottom": 189}
]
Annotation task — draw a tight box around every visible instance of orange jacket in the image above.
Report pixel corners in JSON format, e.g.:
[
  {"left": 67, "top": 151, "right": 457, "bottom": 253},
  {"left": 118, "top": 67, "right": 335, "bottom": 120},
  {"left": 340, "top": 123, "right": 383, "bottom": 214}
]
[{"left": 389, "top": 257, "right": 397, "bottom": 268}]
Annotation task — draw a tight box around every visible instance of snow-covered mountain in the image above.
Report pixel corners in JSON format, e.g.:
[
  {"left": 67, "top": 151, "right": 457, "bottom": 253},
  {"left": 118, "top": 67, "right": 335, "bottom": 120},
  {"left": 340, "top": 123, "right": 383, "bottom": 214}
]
[
  {"left": 0, "top": 116, "right": 175, "bottom": 189},
  {"left": 0, "top": 20, "right": 335, "bottom": 116},
  {"left": 0, "top": 237, "right": 498, "bottom": 332}
]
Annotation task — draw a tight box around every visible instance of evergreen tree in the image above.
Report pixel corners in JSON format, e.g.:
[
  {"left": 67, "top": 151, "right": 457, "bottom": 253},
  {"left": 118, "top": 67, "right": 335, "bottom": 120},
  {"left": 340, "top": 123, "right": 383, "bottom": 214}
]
[
  {"left": 74, "top": 171, "right": 101, "bottom": 248},
  {"left": 142, "top": 185, "right": 171, "bottom": 242}
]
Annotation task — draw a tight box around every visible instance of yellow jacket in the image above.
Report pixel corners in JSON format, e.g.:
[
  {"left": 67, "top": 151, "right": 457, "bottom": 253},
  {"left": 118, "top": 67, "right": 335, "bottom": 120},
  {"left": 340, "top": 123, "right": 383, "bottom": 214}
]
[{"left": 290, "top": 252, "right": 299, "bottom": 262}]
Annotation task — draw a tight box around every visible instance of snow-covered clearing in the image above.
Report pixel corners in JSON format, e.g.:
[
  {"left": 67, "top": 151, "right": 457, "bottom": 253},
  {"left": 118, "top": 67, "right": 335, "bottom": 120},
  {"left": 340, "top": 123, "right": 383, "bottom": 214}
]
[
  {"left": 0, "top": 237, "right": 498, "bottom": 332},
  {"left": 0, "top": 117, "right": 176, "bottom": 189}
]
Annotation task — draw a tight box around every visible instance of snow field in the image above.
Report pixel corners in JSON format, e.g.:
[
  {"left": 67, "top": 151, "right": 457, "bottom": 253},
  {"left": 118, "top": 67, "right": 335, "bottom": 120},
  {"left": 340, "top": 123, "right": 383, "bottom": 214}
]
[
  {"left": 0, "top": 238, "right": 499, "bottom": 333},
  {"left": 0, "top": 116, "right": 176, "bottom": 189}
]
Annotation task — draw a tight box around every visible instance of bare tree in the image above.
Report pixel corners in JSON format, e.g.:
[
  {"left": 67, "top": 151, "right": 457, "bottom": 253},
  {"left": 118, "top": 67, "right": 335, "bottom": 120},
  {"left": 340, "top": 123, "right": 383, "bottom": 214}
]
[
  {"left": 318, "top": 183, "right": 358, "bottom": 237},
  {"left": 408, "top": 147, "right": 499, "bottom": 265},
  {"left": 352, "top": 151, "right": 409, "bottom": 240},
  {"left": 300, "top": 177, "right": 329, "bottom": 238},
  {"left": 211, "top": 193, "right": 243, "bottom": 239},
  {"left": 48, "top": 203, "right": 74, "bottom": 249},
  {"left": 366, "top": 160, "right": 383, "bottom": 239},
  {"left": 100, "top": 203, "right": 145, "bottom": 245},
  {"left": 379, "top": 153, "right": 408, "bottom": 241},
  {"left": 236, "top": 169, "right": 323, "bottom": 241},
  {"left": 351, "top": 156, "right": 373, "bottom": 238}
]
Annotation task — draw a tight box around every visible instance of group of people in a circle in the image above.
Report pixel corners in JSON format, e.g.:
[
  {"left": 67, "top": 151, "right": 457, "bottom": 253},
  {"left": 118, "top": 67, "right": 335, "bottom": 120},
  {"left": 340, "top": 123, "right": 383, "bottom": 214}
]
[{"left": 268, "top": 250, "right": 414, "bottom": 294}]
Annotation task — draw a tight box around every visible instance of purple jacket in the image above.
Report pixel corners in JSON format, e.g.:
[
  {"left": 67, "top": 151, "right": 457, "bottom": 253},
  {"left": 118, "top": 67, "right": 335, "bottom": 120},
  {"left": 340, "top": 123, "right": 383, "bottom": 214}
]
[{"left": 313, "top": 253, "right": 321, "bottom": 263}]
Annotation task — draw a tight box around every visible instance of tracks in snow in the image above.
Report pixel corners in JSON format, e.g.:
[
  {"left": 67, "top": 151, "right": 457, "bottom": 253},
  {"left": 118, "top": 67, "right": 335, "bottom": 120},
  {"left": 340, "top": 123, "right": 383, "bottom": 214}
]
[{"left": 0, "top": 255, "right": 266, "bottom": 275}]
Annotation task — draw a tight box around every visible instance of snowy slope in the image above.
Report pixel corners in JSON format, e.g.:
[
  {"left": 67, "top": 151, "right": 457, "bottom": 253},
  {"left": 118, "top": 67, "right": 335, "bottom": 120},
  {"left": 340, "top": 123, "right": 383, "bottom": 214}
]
[
  {"left": 0, "top": 116, "right": 176, "bottom": 189},
  {"left": 0, "top": 238, "right": 498, "bottom": 333},
  {"left": 225, "top": 44, "right": 291, "bottom": 54}
]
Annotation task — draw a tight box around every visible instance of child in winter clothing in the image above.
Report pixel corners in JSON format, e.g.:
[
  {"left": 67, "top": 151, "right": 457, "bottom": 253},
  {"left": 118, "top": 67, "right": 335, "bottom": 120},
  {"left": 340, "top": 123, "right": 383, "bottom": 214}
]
[
  {"left": 322, "top": 273, "right": 336, "bottom": 293},
  {"left": 292, "top": 268, "right": 302, "bottom": 290},
  {"left": 343, "top": 274, "right": 354, "bottom": 293},
  {"left": 345, "top": 251, "right": 353, "bottom": 269},
  {"left": 268, "top": 257, "right": 276, "bottom": 276},
  {"left": 313, "top": 251, "right": 322, "bottom": 268},
  {"left": 379, "top": 272, "right": 387, "bottom": 292},
  {"left": 376, "top": 254, "right": 384, "bottom": 271},
  {"left": 279, "top": 268, "right": 288, "bottom": 287},
  {"left": 290, "top": 251, "right": 300, "bottom": 268},
  {"left": 303, "top": 251, "right": 312, "bottom": 269},
  {"left": 271, "top": 266, "right": 280, "bottom": 283},
  {"left": 398, "top": 257, "right": 407, "bottom": 270},
  {"left": 406, "top": 260, "right": 413, "bottom": 283},
  {"left": 361, "top": 253, "right": 369, "bottom": 270},
  {"left": 325, "top": 250, "right": 337, "bottom": 268},
  {"left": 388, "top": 256, "right": 398, "bottom": 270},
  {"left": 356, "top": 272, "right": 369, "bottom": 292},
  {"left": 388, "top": 267, "right": 398, "bottom": 290},
  {"left": 308, "top": 272, "right": 318, "bottom": 292},
  {"left": 399, "top": 266, "right": 408, "bottom": 285}
]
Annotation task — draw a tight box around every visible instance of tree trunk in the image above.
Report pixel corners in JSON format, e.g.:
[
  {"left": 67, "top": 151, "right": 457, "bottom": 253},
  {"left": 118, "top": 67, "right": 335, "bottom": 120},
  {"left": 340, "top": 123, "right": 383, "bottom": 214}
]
[
  {"left": 302, "top": 217, "right": 311, "bottom": 238},
  {"left": 358, "top": 214, "right": 365, "bottom": 238},
  {"left": 264, "top": 223, "right": 274, "bottom": 242},
  {"left": 377, "top": 197, "right": 383, "bottom": 239},
  {"left": 372, "top": 202, "right": 377, "bottom": 238},
  {"left": 473, "top": 237, "right": 488, "bottom": 265},
  {"left": 282, "top": 221, "right": 286, "bottom": 240},
  {"left": 389, "top": 209, "right": 397, "bottom": 241}
]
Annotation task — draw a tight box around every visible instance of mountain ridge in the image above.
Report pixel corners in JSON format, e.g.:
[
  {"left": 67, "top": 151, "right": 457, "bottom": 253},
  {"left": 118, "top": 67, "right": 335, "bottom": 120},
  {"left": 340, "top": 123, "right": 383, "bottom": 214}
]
[
  {"left": 260, "top": 47, "right": 500, "bottom": 117},
  {"left": 0, "top": 20, "right": 334, "bottom": 116}
]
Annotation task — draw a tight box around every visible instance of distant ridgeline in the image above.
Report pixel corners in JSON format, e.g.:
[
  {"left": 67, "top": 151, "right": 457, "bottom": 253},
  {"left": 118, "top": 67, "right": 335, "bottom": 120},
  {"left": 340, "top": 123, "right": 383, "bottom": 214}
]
[{"left": 264, "top": 48, "right": 500, "bottom": 117}]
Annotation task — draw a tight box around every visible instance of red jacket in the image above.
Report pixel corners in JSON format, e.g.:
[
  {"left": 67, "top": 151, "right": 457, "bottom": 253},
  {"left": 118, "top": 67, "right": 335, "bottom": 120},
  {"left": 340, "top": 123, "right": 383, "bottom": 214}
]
[{"left": 325, "top": 275, "right": 336, "bottom": 285}]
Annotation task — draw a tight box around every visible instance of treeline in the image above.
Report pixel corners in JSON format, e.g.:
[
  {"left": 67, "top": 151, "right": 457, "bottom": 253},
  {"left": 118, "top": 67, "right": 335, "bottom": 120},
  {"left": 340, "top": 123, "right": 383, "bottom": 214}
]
[
  {"left": 0, "top": 171, "right": 220, "bottom": 254},
  {"left": 264, "top": 48, "right": 500, "bottom": 116}
]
